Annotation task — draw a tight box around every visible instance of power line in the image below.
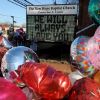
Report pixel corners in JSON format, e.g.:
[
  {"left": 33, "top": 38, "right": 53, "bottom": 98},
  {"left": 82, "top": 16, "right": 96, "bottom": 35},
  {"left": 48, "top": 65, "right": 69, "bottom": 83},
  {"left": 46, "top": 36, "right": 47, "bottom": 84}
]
[
  {"left": 23, "top": 0, "right": 34, "bottom": 5},
  {"left": 8, "top": 0, "right": 26, "bottom": 9},
  {"left": 13, "top": 0, "right": 27, "bottom": 7},
  {"left": 0, "top": 13, "right": 10, "bottom": 17},
  {"left": 0, "top": 13, "right": 25, "bottom": 20},
  {"left": 8, "top": 0, "right": 34, "bottom": 9}
]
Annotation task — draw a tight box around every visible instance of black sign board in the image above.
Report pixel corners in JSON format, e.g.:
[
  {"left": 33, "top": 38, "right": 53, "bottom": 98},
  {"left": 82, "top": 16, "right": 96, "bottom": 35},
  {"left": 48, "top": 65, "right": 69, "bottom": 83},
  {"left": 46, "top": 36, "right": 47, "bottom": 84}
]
[{"left": 27, "top": 5, "right": 78, "bottom": 42}]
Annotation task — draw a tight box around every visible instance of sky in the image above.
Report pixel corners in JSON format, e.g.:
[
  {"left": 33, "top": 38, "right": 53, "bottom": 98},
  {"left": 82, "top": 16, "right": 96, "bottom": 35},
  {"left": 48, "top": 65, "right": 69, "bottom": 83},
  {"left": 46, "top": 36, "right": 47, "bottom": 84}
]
[{"left": 0, "top": 0, "right": 79, "bottom": 26}]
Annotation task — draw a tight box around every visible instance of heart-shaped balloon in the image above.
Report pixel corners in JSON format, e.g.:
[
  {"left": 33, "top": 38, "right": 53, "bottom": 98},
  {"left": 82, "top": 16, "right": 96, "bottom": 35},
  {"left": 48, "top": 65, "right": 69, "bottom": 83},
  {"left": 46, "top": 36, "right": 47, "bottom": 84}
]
[
  {"left": 18, "top": 62, "right": 72, "bottom": 99},
  {"left": 68, "top": 77, "right": 100, "bottom": 100},
  {"left": 87, "top": 36, "right": 100, "bottom": 70},
  {"left": 0, "top": 77, "right": 27, "bottom": 100}
]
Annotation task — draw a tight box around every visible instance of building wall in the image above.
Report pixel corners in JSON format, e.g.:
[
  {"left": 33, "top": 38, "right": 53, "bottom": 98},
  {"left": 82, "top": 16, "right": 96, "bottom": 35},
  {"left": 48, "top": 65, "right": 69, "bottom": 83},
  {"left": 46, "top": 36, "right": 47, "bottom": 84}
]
[{"left": 77, "top": 0, "right": 98, "bottom": 37}]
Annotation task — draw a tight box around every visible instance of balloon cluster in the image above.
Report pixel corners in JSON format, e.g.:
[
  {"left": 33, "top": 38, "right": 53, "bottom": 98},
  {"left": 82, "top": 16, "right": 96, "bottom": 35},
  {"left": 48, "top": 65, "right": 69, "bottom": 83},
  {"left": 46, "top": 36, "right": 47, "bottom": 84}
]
[
  {"left": 0, "top": 40, "right": 99, "bottom": 100},
  {"left": 70, "top": 26, "right": 100, "bottom": 77},
  {"left": 0, "top": 0, "right": 100, "bottom": 99},
  {"left": 68, "top": 1, "right": 100, "bottom": 99},
  {"left": 68, "top": 0, "right": 100, "bottom": 98},
  {"left": 0, "top": 46, "right": 72, "bottom": 100},
  {"left": 0, "top": 33, "right": 72, "bottom": 99},
  {"left": 70, "top": 0, "right": 100, "bottom": 77}
]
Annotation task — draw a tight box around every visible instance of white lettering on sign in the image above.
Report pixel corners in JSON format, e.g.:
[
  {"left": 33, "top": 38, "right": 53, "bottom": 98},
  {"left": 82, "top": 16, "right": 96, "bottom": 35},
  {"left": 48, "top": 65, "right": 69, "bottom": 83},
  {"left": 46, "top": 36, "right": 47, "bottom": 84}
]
[{"left": 27, "top": 15, "right": 76, "bottom": 42}]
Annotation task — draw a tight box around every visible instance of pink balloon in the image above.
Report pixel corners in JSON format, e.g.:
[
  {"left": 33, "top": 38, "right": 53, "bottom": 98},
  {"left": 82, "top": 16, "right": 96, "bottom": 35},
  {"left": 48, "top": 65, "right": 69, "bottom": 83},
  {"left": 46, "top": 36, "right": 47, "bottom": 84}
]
[
  {"left": 0, "top": 78, "right": 27, "bottom": 100},
  {"left": 87, "top": 36, "right": 100, "bottom": 70},
  {"left": 94, "top": 26, "right": 100, "bottom": 42}
]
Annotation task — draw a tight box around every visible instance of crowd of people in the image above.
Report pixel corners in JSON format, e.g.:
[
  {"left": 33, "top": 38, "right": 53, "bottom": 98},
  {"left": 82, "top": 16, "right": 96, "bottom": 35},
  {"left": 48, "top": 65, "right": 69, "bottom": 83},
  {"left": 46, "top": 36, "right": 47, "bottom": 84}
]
[
  {"left": 7, "top": 28, "right": 26, "bottom": 46},
  {"left": 0, "top": 26, "right": 27, "bottom": 47}
]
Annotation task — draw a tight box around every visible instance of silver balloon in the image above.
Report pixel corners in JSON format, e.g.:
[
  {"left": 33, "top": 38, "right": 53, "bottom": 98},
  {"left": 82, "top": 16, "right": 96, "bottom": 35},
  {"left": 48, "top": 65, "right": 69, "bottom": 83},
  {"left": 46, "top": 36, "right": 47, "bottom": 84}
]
[
  {"left": 1, "top": 46, "right": 39, "bottom": 81},
  {"left": 2, "top": 37, "right": 13, "bottom": 49}
]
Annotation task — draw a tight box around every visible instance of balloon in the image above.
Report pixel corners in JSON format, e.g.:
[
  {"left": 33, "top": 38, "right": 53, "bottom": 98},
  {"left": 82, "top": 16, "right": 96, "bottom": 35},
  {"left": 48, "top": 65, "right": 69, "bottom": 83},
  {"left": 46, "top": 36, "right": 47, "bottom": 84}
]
[
  {"left": 86, "top": 36, "right": 100, "bottom": 70},
  {"left": 68, "top": 77, "right": 100, "bottom": 100},
  {"left": 0, "top": 36, "right": 13, "bottom": 49},
  {"left": 88, "top": 0, "right": 100, "bottom": 25},
  {"left": 22, "top": 86, "right": 41, "bottom": 100},
  {"left": 94, "top": 26, "right": 100, "bottom": 41},
  {"left": 68, "top": 70, "right": 84, "bottom": 85},
  {"left": 70, "top": 36, "right": 95, "bottom": 76},
  {"left": 87, "top": 26, "right": 100, "bottom": 70},
  {"left": 0, "top": 47, "right": 7, "bottom": 77},
  {"left": 1, "top": 46, "right": 40, "bottom": 86},
  {"left": 0, "top": 30, "right": 2, "bottom": 35},
  {"left": 0, "top": 77, "right": 27, "bottom": 100},
  {"left": 93, "top": 71, "right": 100, "bottom": 84},
  {"left": 0, "top": 47, "right": 7, "bottom": 66},
  {"left": 2, "top": 37, "right": 13, "bottom": 49},
  {"left": 18, "top": 62, "right": 72, "bottom": 99},
  {"left": 70, "top": 36, "right": 89, "bottom": 62}
]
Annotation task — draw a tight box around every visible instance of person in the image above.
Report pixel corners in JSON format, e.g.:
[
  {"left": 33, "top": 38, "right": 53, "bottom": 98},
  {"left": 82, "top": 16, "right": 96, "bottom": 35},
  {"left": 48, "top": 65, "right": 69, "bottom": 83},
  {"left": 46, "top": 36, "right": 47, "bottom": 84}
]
[
  {"left": 13, "top": 29, "right": 20, "bottom": 46},
  {"left": 17, "top": 28, "right": 26, "bottom": 46}
]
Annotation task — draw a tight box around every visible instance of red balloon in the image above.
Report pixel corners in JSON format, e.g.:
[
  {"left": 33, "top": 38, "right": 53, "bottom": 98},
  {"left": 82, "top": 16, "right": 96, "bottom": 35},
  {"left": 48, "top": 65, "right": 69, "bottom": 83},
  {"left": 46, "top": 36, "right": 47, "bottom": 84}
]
[
  {"left": 68, "top": 77, "right": 100, "bottom": 100},
  {"left": 18, "top": 62, "right": 72, "bottom": 99},
  {"left": 0, "top": 47, "right": 7, "bottom": 67},
  {"left": 0, "top": 36, "right": 4, "bottom": 44},
  {"left": 0, "top": 77, "right": 27, "bottom": 100}
]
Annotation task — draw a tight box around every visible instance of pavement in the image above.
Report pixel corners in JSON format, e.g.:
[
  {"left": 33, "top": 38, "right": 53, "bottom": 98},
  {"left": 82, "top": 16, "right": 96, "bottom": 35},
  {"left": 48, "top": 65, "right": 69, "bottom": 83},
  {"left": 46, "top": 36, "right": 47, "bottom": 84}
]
[{"left": 40, "top": 59, "right": 73, "bottom": 74}]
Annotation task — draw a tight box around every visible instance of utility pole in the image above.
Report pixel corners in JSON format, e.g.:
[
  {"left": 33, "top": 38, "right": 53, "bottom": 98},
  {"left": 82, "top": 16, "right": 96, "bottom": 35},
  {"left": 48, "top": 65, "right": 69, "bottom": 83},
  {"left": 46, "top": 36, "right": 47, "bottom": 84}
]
[
  {"left": 11, "top": 16, "right": 16, "bottom": 31},
  {"left": 54, "top": 0, "right": 56, "bottom": 5},
  {"left": 66, "top": 0, "right": 69, "bottom": 4}
]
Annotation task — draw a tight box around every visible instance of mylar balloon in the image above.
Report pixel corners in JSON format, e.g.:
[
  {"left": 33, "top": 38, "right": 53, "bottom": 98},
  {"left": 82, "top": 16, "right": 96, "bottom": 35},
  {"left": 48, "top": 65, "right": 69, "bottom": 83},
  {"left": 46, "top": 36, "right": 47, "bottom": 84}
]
[
  {"left": 88, "top": 0, "right": 100, "bottom": 25},
  {"left": 86, "top": 26, "right": 100, "bottom": 70},
  {"left": 87, "top": 37, "right": 100, "bottom": 70},
  {"left": 68, "top": 70, "right": 84, "bottom": 85},
  {"left": 94, "top": 26, "right": 100, "bottom": 41},
  {"left": 18, "top": 62, "right": 72, "bottom": 99},
  {"left": 0, "top": 47, "right": 7, "bottom": 67},
  {"left": 93, "top": 71, "right": 100, "bottom": 84},
  {"left": 0, "top": 77, "right": 27, "bottom": 100},
  {"left": 22, "top": 86, "right": 42, "bottom": 100},
  {"left": 70, "top": 36, "right": 89, "bottom": 62},
  {"left": 2, "top": 37, "right": 13, "bottom": 49},
  {"left": 0, "top": 36, "right": 13, "bottom": 49},
  {"left": 70, "top": 36, "right": 95, "bottom": 76},
  {"left": 68, "top": 77, "right": 100, "bottom": 100},
  {"left": 1, "top": 46, "right": 39, "bottom": 86}
]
